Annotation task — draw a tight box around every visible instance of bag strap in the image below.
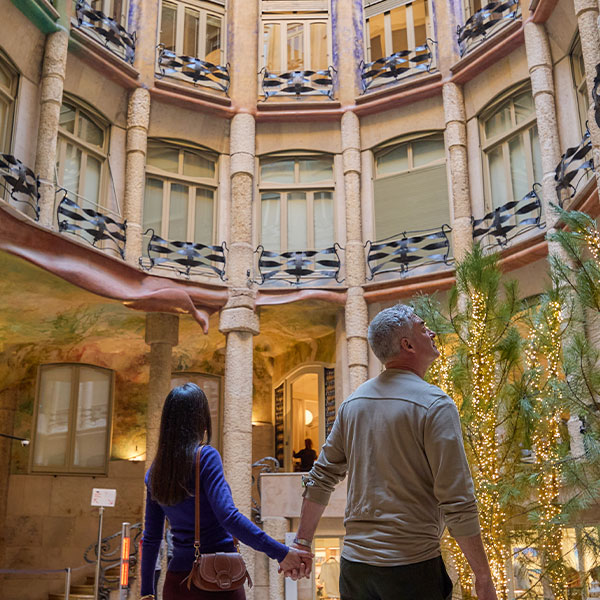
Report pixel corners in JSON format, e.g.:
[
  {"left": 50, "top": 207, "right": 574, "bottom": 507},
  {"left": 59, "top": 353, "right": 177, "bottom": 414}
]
[{"left": 194, "top": 445, "right": 202, "bottom": 558}]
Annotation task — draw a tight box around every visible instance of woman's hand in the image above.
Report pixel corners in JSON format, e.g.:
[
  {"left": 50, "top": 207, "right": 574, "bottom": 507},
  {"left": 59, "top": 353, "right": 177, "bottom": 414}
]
[{"left": 278, "top": 546, "right": 313, "bottom": 580}]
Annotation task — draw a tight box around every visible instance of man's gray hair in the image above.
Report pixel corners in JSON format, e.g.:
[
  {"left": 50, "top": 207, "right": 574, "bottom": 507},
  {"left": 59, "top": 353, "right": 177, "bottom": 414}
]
[{"left": 368, "top": 304, "right": 416, "bottom": 364}]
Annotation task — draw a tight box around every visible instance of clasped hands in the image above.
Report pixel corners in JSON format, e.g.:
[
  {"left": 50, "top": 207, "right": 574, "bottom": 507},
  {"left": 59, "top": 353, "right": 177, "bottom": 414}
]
[{"left": 278, "top": 542, "right": 313, "bottom": 580}]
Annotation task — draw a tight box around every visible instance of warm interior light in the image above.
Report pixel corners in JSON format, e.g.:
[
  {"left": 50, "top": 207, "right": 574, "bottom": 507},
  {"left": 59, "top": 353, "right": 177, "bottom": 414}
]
[{"left": 305, "top": 409, "right": 313, "bottom": 425}]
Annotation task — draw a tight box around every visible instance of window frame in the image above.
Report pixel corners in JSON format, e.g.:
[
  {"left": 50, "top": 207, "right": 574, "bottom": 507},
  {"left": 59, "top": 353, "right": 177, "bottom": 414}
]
[
  {"left": 158, "top": 0, "right": 226, "bottom": 65},
  {"left": 0, "top": 52, "right": 18, "bottom": 155},
  {"left": 479, "top": 84, "right": 540, "bottom": 211},
  {"left": 90, "top": 0, "right": 130, "bottom": 26},
  {"left": 463, "top": 0, "right": 483, "bottom": 21},
  {"left": 144, "top": 140, "right": 219, "bottom": 244},
  {"left": 30, "top": 363, "right": 115, "bottom": 476},
  {"left": 570, "top": 35, "right": 589, "bottom": 137},
  {"left": 257, "top": 154, "right": 336, "bottom": 252}
]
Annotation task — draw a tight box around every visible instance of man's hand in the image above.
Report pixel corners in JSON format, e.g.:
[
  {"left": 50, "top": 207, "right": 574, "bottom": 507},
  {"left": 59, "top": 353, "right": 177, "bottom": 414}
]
[
  {"left": 474, "top": 575, "right": 498, "bottom": 600},
  {"left": 278, "top": 546, "right": 313, "bottom": 580}
]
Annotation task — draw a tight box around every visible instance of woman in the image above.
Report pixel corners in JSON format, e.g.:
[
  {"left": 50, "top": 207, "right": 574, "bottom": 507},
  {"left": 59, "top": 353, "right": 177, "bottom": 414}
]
[{"left": 141, "top": 383, "right": 311, "bottom": 599}]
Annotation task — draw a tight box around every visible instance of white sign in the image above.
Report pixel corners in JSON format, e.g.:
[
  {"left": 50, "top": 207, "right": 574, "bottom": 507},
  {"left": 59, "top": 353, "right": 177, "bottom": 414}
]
[{"left": 91, "top": 488, "right": 117, "bottom": 507}]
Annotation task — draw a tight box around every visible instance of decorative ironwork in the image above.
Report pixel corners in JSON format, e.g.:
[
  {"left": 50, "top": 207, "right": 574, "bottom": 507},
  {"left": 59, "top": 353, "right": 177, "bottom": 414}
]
[
  {"left": 366, "top": 225, "right": 452, "bottom": 279},
  {"left": 255, "top": 244, "right": 343, "bottom": 285},
  {"left": 156, "top": 45, "right": 230, "bottom": 94},
  {"left": 83, "top": 523, "right": 142, "bottom": 600},
  {"left": 260, "top": 67, "right": 336, "bottom": 100},
  {"left": 360, "top": 39, "right": 436, "bottom": 92},
  {"left": 74, "top": 0, "right": 136, "bottom": 65},
  {"left": 0, "top": 154, "right": 40, "bottom": 219},
  {"left": 472, "top": 184, "right": 544, "bottom": 248},
  {"left": 139, "top": 229, "right": 227, "bottom": 280},
  {"left": 251, "top": 456, "right": 280, "bottom": 523},
  {"left": 457, "top": 0, "right": 521, "bottom": 57},
  {"left": 554, "top": 128, "right": 593, "bottom": 205},
  {"left": 57, "top": 192, "right": 127, "bottom": 259},
  {"left": 593, "top": 63, "right": 600, "bottom": 129}
]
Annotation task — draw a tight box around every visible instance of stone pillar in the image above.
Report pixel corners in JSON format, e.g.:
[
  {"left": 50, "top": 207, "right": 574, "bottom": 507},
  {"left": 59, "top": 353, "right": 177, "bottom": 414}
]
[
  {"left": 35, "top": 30, "right": 68, "bottom": 227},
  {"left": 442, "top": 82, "right": 473, "bottom": 262},
  {"left": 333, "top": 0, "right": 364, "bottom": 104},
  {"left": 342, "top": 111, "right": 369, "bottom": 391},
  {"left": 263, "top": 517, "right": 288, "bottom": 600},
  {"left": 123, "top": 88, "right": 151, "bottom": 265}
]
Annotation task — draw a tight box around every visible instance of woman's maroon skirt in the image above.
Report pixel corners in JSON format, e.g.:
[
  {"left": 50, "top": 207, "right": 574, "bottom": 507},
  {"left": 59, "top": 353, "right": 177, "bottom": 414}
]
[{"left": 163, "top": 570, "right": 247, "bottom": 600}]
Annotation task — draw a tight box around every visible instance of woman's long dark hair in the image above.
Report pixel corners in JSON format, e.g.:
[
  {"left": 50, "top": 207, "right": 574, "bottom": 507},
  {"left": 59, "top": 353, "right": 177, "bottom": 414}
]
[{"left": 149, "top": 383, "right": 212, "bottom": 505}]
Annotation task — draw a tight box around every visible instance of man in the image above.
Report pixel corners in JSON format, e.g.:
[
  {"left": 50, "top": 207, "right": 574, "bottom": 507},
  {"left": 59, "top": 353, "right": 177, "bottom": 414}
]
[{"left": 287, "top": 304, "right": 497, "bottom": 600}]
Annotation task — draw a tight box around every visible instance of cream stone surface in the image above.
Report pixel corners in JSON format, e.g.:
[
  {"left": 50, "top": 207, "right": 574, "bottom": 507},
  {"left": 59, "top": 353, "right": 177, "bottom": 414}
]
[
  {"left": 256, "top": 121, "right": 341, "bottom": 155},
  {"left": 263, "top": 517, "right": 289, "bottom": 600},
  {"left": 220, "top": 306, "right": 260, "bottom": 335}
]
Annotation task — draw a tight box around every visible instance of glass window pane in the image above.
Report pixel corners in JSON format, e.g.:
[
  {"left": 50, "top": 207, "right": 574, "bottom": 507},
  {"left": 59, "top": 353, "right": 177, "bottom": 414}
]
[
  {"left": 509, "top": 134, "right": 529, "bottom": 202},
  {"left": 264, "top": 24, "right": 281, "bottom": 72},
  {"left": 183, "top": 151, "right": 215, "bottom": 178},
  {"left": 287, "top": 192, "right": 307, "bottom": 250},
  {"left": 314, "top": 191, "right": 334, "bottom": 249},
  {"left": 206, "top": 15, "right": 222, "bottom": 64},
  {"left": 390, "top": 6, "right": 408, "bottom": 54},
  {"left": 488, "top": 146, "right": 506, "bottom": 208},
  {"left": 168, "top": 183, "right": 189, "bottom": 241},
  {"left": 412, "top": 138, "right": 445, "bottom": 167},
  {"left": 484, "top": 102, "right": 511, "bottom": 139},
  {"left": 83, "top": 155, "right": 101, "bottom": 208},
  {"left": 530, "top": 126, "right": 543, "bottom": 185},
  {"left": 160, "top": 1, "right": 177, "bottom": 52},
  {"left": 368, "top": 14, "right": 385, "bottom": 62},
  {"left": 62, "top": 143, "right": 82, "bottom": 197},
  {"left": 194, "top": 187, "right": 214, "bottom": 243},
  {"left": 143, "top": 178, "right": 164, "bottom": 235},
  {"left": 287, "top": 23, "right": 304, "bottom": 71},
  {"left": 261, "top": 159, "right": 295, "bottom": 183},
  {"left": 59, "top": 103, "right": 76, "bottom": 134},
  {"left": 0, "top": 100, "right": 8, "bottom": 152},
  {"left": 377, "top": 144, "right": 408, "bottom": 176},
  {"left": 413, "top": 0, "right": 429, "bottom": 48},
  {"left": 147, "top": 144, "right": 179, "bottom": 172},
  {"left": 34, "top": 366, "right": 73, "bottom": 468},
  {"left": 73, "top": 367, "right": 110, "bottom": 469},
  {"left": 78, "top": 114, "right": 104, "bottom": 148},
  {"left": 298, "top": 158, "right": 332, "bottom": 183},
  {"left": 261, "top": 192, "right": 281, "bottom": 251},
  {"left": 310, "top": 23, "right": 327, "bottom": 71},
  {"left": 514, "top": 92, "right": 535, "bottom": 124},
  {"left": 0, "top": 63, "right": 11, "bottom": 89},
  {"left": 183, "top": 8, "right": 200, "bottom": 57}
]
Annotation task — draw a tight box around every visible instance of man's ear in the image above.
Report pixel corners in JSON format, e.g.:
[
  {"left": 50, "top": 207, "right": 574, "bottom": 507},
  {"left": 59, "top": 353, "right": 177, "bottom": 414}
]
[{"left": 400, "top": 337, "right": 413, "bottom": 352}]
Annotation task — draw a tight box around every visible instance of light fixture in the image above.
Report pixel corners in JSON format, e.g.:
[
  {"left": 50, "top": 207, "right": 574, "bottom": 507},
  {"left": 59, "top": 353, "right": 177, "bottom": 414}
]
[{"left": 305, "top": 409, "right": 313, "bottom": 425}]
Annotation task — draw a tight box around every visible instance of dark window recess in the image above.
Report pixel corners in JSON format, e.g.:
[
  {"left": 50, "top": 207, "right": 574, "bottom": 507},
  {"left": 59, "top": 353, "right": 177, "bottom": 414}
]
[
  {"left": 274, "top": 383, "right": 285, "bottom": 468},
  {"left": 324, "top": 367, "right": 336, "bottom": 438}
]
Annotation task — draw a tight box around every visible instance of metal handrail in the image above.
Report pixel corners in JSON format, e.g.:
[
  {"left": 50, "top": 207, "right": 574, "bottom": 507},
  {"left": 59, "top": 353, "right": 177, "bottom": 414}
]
[{"left": 260, "top": 66, "right": 336, "bottom": 100}]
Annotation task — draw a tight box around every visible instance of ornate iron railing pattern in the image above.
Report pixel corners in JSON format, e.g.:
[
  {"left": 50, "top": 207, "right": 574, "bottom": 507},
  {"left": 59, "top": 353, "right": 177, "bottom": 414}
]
[
  {"left": 0, "top": 154, "right": 40, "bottom": 220},
  {"left": 472, "top": 184, "right": 544, "bottom": 248},
  {"left": 260, "top": 67, "right": 336, "bottom": 100},
  {"left": 74, "top": 0, "right": 136, "bottom": 65},
  {"left": 457, "top": 0, "right": 521, "bottom": 57},
  {"left": 366, "top": 225, "right": 452, "bottom": 279},
  {"left": 255, "top": 244, "right": 343, "bottom": 285},
  {"left": 83, "top": 523, "right": 142, "bottom": 600},
  {"left": 156, "top": 45, "right": 230, "bottom": 94},
  {"left": 592, "top": 63, "right": 600, "bottom": 129},
  {"left": 360, "top": 39, "right": 436, "bottom": 92},
  {"left": 251, "top": 456, "right": 280, "bottom": 523},
  {"left": 57, "top": 192, "right": 127, "bottom": 258},
  {"left": 139, "top": 229, "right": 227, "bottom": 280},
  {"left": 554, "top": 128, "right": 593, "bottom": 205}
]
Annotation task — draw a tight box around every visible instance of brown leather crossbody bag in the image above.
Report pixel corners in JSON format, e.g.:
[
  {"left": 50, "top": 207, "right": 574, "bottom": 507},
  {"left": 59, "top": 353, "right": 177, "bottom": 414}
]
[{"left": 183, "top": 446, "right": 253, "bottom": 592}]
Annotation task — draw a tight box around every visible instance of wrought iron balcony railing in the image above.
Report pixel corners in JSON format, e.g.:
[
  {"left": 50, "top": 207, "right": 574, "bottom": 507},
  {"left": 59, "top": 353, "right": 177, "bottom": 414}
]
[
  {"left": 74, "top": 0, "right": 136, "bottom": 65},
  {"left": 254, "top": 245, "right": 343, "bottom": 285},
  {"left": 457, "top": 0, "right": 521, "bottom": 58},
  {"left": 365, "top": 225, "right": 452, "bottom": 279},
  {"left": 0, "top": 154, "right": 40, "bottom": 220},
  {"left": 156, "top": 45, "right": 230, "bottom": 94},
  {"left": 260, "top": 67, "right": 336, "bottom": 100},
  {"left": 251, "top": 456, "right": 280, "bottom": 523},
  {"left": 139, "top": 229, "right": 227, "bottom": 280},
  {"left": 360, "top": 39, "right": 436, "bottom": 93},
  {"left": 57, "top": 191, "right": 127, "bottom": 259},
  {"left": 592, "top": 63, "right": 600, "bottom": 129},
  {"left": 472, "top": 184, "right": 543, "bottom": 249},
  {"left": 554, "top": 128, "right": 593, "bottom": 205}
]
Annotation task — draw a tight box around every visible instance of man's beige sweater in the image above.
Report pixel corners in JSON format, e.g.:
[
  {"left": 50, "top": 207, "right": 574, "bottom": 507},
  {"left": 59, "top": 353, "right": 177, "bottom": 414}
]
[{"left": 302, "top": 369, "right": 481, "bottom": 566}]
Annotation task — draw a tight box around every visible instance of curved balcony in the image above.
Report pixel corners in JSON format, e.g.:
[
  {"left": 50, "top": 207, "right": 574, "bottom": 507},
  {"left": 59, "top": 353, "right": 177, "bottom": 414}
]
[
  {"left": 0, "top": 154, "right": 40, "bottom": 221},
  {"left": 260, "top": 67, "right": 336, "bottom": 100},
  {"left": 555, "top": 128, "right": 594, "bottom": 207}
]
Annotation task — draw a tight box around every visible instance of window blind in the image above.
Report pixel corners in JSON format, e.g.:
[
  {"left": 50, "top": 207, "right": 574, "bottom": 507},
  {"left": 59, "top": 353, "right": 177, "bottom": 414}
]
[{"left": 364, "top": 0, "right": 413, "bottom": 19}]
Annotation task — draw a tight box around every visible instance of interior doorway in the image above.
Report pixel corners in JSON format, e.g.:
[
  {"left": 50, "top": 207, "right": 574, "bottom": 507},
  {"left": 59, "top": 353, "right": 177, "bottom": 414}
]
[{"left": 290, "top": 372, "right": 320, "bottom": 471}]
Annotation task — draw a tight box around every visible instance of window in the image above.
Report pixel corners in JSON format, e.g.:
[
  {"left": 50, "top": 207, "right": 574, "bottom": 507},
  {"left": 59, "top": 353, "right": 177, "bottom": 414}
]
[
  {"left": 571, "top": 36, "right": 589, "bottom": 136},
  {"left": 262, "top": 1, "right": 330, "bottom": 73},
  {"left": 364, "top": 0, "right": 432, "bottom": 62},
  {"left": 373, "top": 133, "right": 449, "bottom": 240},
  {"left": 56, "top": 100, "right": 108, "bottom": 211},
  {"left": 31, "top": 364, "right": 114, "bottom": 475},
  {"left": 0, "top": 54, "right": 18, "bottom": 154},
  {"left": 159, "top": 0, "right": 225, "bottom": 65},
  {"left": 144, "top": 141, "right": 217, "bottom": 243},
  {"left": 90, "top": 0, "right": 129, "bottom": 25},
  {"left": 463, "top": 0, "right": 483, "bottom": 20},
  {"left": 480, "top": 87, "right": 542, "bottom": 209},
  {"left": 259, "top": 156, "right": 334, "bottom": 251}
]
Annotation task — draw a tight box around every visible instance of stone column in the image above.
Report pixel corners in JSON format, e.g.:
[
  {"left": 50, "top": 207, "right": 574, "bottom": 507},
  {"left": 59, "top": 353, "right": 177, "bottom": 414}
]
[
  {"left": 342, "top": 111, "right": 369, "bottom": 391},
  {"left": 123, "top": 88, "right": 151, "bottom": 265},
  {"left": 35, "top": 30, "right": 68, "bottom": 227},
  {"left": 573, "top": 0, "right": 600, "bottom": 191},
  {"left": 333, "top": 0, "right": 364, "bottom": 104},
  {"left": 442, "top": 82, "right": 473, "bottom": 262},
  {"left": 262, "top": 517, "right": 288, "bottom": 600}
]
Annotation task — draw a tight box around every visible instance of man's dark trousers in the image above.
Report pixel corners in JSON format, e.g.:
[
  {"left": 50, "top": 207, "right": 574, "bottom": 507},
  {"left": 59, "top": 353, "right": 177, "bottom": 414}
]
[{"left": 339, "top": 555, "right": 453, "bottom": 600}]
